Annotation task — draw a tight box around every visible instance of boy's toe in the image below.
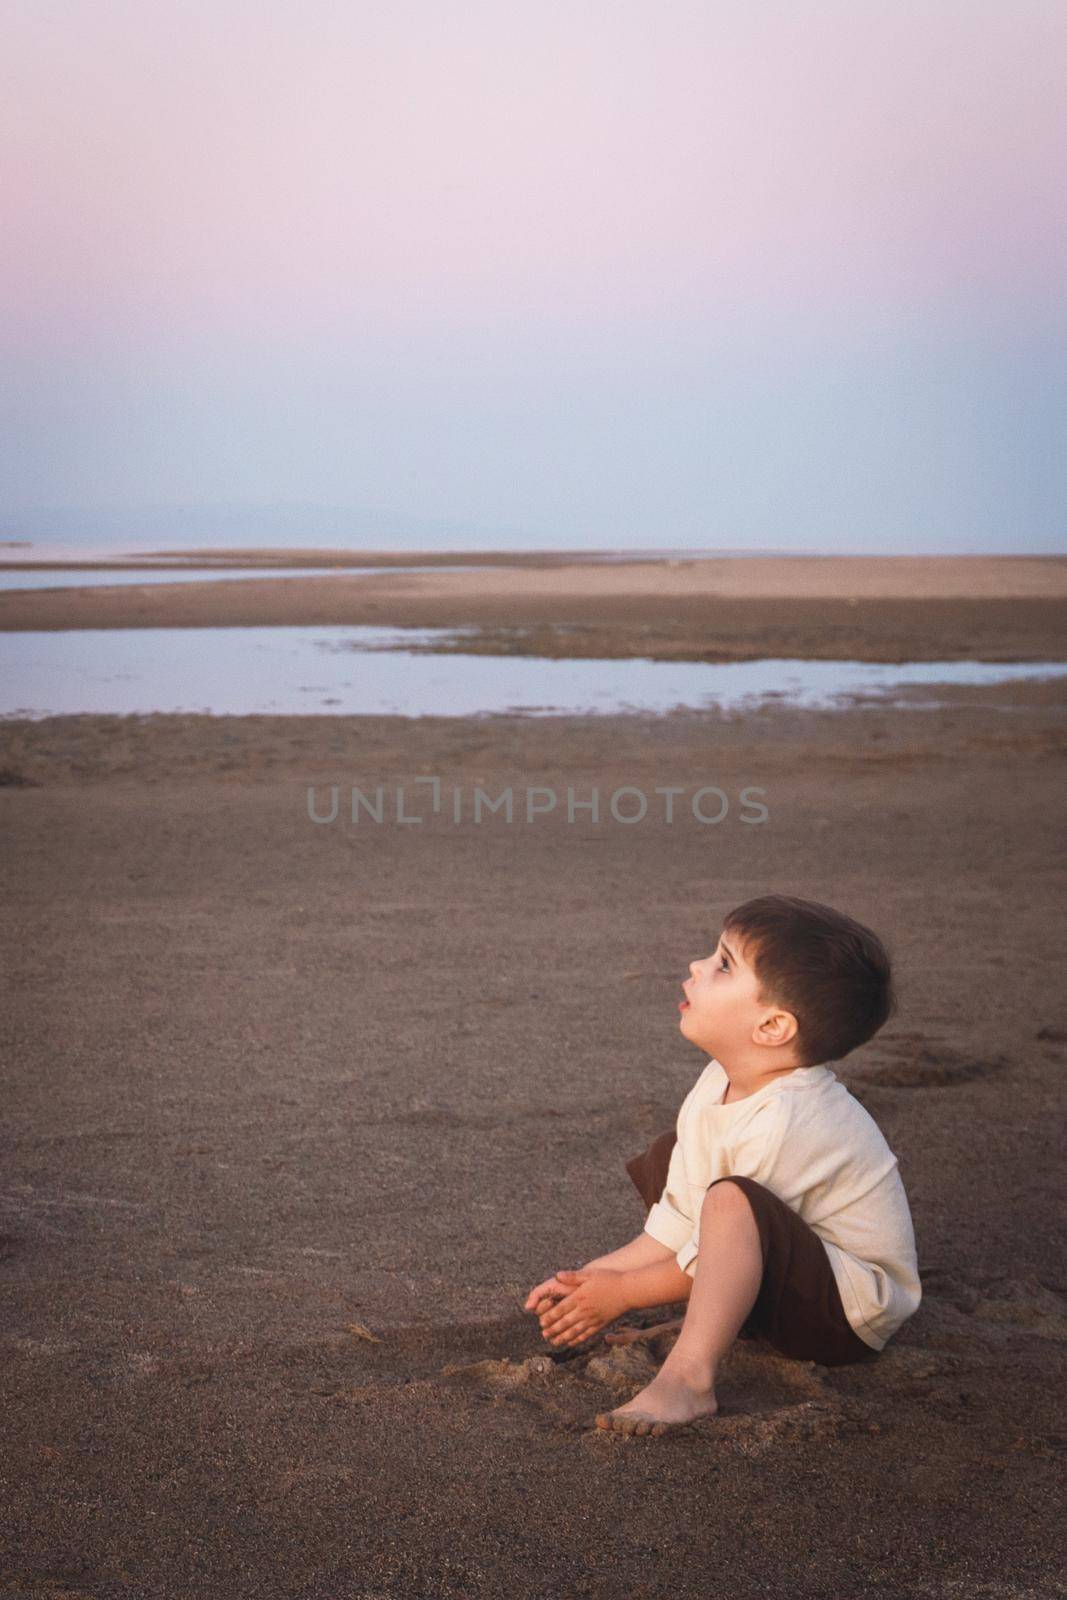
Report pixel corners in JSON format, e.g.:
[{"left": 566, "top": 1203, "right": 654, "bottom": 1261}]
[
  {"left": 595, "top": 1411, "right": 625, "bottom": 1433},
  {"left": 596, "top": 1407, "right": 671, "bottom": 1437}
]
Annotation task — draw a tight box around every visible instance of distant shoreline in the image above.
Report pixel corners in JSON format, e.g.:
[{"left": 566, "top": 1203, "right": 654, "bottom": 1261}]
[
  {"left": 0, "top": 553, "right": 1064, "bottom": 662},
  {"left": 0, "top": 546, "right": 1062, "bottom": 572}
]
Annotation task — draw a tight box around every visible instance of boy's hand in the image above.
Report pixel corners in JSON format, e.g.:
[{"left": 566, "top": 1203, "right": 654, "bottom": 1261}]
[
  {"left": 523, "top": 1274, "right": 572, "bottom": 1313},
  {"left": 537, "top": 1268, "right": 628, "bottom": 1348}
]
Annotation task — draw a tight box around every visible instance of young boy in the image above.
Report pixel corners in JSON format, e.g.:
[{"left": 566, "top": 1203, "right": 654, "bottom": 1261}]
[{"left": 524, "top": 894, "right": 921, "bottom": 1437}]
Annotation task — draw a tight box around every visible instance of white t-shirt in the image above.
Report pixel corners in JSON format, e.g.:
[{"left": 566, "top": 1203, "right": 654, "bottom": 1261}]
[{"left": 644, "top": 1058, "right": 922, "bottom": 1351}]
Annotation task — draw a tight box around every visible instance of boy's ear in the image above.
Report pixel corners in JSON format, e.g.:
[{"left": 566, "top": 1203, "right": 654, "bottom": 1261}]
[{"left": 753, "top": 1007, "right": 799, "bottom": 1048}]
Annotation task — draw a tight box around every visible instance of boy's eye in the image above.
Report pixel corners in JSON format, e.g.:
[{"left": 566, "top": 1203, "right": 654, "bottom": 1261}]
[{"left": 718, "top": 956, "right": 729, "bottom": 972}]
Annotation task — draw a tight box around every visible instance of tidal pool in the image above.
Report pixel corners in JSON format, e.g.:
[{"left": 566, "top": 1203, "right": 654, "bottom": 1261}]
[
  {"left": 0, "top": 564, "right": 485, "bottom": 591},
  {"left": 1, "top": 626, "right": 1064, "bottom": 719}
]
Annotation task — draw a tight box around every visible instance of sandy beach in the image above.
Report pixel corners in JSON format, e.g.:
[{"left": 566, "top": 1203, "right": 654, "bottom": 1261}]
[{"left": 3, "top": 555, "right": 1066, "bottom": 1597}]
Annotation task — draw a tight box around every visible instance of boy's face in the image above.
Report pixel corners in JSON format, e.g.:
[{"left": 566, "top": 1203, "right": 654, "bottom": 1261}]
[{"left": 678, "top": 926, "right": 797, "bottom": 1062}]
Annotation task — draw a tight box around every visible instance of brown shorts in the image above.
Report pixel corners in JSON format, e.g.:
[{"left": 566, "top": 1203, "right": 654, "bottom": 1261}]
[{"left": 625, "top": 1129, "right": 876, "bottom": 1367}]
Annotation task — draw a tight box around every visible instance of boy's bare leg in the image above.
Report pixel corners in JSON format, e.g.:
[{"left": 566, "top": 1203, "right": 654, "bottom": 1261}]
[{"left": 595, "top": 1181, "right": 762, "bottom": 1436}]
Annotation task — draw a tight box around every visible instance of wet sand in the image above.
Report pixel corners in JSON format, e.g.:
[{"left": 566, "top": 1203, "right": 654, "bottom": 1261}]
[
  {"left": 1, "top": 552, "right": 1065, "bottom": 661},
  {"left": 3, "top": 681, "right": 1066, "bottom": 1598}
]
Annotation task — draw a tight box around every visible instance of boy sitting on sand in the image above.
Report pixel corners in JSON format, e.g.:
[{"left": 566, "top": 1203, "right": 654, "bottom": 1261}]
[{"left": 524, "top": 894, "right": 921, "bottom": 1437}]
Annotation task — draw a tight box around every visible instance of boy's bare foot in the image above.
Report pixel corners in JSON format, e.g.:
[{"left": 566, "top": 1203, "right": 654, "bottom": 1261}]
[
  {"left": 594, "top": 1366, "right": 718, "bottom": 1436},
  {"left": 602, "top": 1317, "right": 684, "bottom": 1347}
]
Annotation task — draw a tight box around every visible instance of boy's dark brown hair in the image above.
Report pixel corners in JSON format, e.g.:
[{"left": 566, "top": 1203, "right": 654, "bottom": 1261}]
[{"left": 723, "top": 894, "right": 896, "bottom": 1068}]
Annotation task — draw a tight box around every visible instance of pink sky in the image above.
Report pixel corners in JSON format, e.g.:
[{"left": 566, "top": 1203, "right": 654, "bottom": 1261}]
[
  {"left": 6, "top": 0, "right": 1065, "bottom": 346},
  {"left": 3, "top": 1, "right": 1065, "bottom": 550}
]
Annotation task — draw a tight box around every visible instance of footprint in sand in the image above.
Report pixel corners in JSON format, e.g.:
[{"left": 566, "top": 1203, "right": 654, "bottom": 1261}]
[
  {"left": 843, "top": 1037, "right": 1010, "bottom": 1090},
  {"left": 904, "top": 1273, "right": 1067, "bottom": 1357},
  {"left": 971, "top": 1279, "right": 1067, "bottom": 1341}
]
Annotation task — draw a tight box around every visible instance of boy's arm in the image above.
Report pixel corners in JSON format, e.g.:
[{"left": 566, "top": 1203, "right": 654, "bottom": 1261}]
[
  {"left": 615, "top": 1255, "right": 693, "bottom": 1311},
  {"left": 579, "top": 1230, "right": 680, "bottom": 1274}
]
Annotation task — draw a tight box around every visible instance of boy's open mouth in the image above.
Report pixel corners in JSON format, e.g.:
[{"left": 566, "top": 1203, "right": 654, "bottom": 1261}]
[{"left": 679, "top": 986, "right": 690, "bottom": 1011}]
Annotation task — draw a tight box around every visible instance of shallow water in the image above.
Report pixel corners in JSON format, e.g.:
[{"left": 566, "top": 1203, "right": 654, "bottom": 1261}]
[
  {"left": 0, "top": 564, "right": 485, "bottom": 591},
  {"left": 1, "top": 626, "right": 1064, "bottom": 719}
]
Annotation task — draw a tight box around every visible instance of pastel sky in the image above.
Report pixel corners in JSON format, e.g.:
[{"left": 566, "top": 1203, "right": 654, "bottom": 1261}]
[{"left": 2, "top": 0, "right": 1065, "bottom": 551}]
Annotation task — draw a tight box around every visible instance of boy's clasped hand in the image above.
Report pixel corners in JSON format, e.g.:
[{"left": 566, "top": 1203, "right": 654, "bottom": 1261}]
[{"left": 522, "top": 1267, "right": 629, "bottom": 1348}]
